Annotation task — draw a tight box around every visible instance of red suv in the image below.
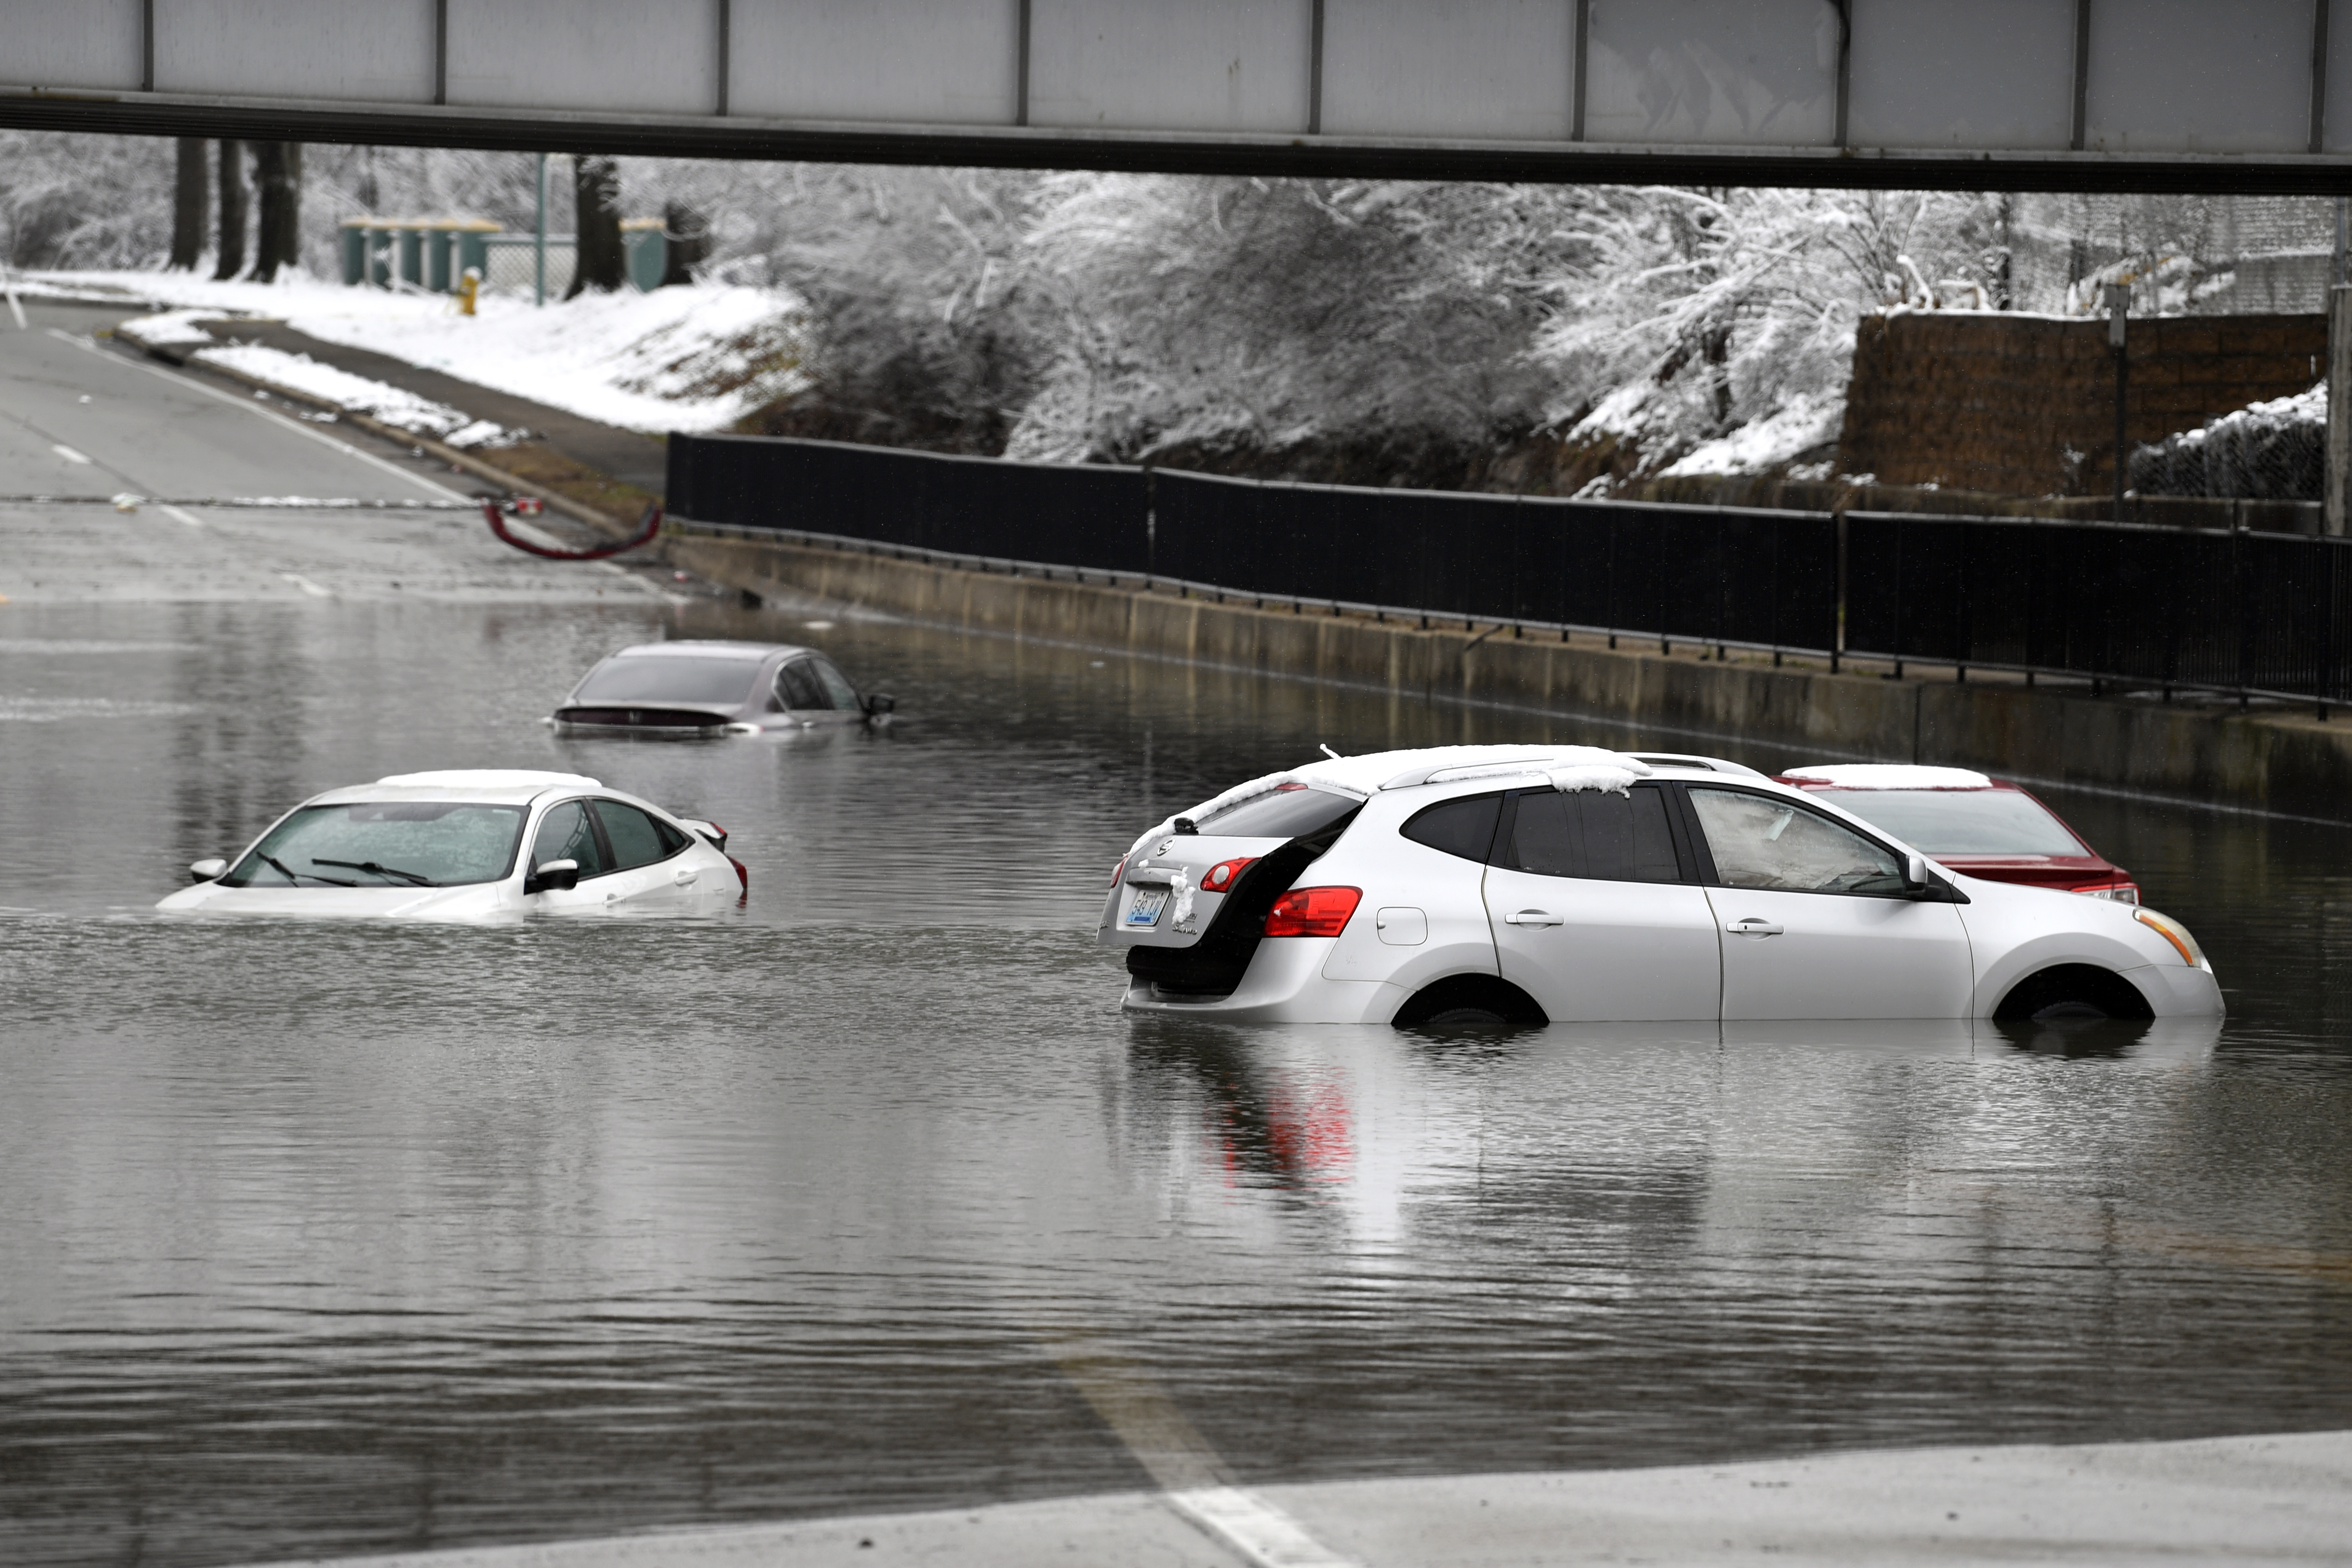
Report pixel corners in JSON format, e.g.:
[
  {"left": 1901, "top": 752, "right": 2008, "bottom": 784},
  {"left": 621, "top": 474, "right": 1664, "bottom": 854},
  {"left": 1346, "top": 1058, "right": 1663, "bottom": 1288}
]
[{"left": 1776, "top": 765, "right": 2139, "bottom": 903}]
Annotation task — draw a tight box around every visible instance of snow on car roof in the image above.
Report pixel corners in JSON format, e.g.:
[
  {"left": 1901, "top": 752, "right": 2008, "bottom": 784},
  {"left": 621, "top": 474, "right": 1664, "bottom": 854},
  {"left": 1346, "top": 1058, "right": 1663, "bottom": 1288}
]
[
  {"left": 375, "top": 770, "right": 601, "bottom": 790},
  {"left": 610, "top": 641, "right": 800, "bottom": 660},
  {"left": 1171, "top": 744, "right": 1653, "bottom": 828},
  {"left": 1784, "top": 764, "right": 1995, "bottom": 789}
]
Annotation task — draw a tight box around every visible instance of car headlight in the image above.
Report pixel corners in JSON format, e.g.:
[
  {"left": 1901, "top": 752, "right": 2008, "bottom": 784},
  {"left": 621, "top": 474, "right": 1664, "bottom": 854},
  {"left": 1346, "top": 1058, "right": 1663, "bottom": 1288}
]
[
  {"left": 2134, "top": 908, "right": 2209, "bottom": 970},
  {"left": 2077, "top": 880, "right": 2140, "bottom": 903}
]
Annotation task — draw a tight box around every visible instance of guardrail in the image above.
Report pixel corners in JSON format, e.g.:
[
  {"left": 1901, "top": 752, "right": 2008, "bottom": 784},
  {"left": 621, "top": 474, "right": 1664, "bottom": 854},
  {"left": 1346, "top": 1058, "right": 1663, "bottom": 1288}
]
[{"left": 668, "top": 433, "right": 2352, "bottom": 715}]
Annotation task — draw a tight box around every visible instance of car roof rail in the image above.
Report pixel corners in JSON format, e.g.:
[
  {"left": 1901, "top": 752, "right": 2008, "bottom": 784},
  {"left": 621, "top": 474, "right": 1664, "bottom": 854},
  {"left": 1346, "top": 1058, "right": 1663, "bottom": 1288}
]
[{"left": 1624, "top": 753, "right": 1768, "bottom": 778}]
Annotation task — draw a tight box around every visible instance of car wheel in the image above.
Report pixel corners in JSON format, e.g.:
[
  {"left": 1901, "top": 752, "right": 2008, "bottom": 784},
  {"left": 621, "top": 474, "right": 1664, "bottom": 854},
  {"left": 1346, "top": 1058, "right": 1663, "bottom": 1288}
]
[
  {"left": 1993, "top": 964, "right": 2154, "bottom": 1023},
  {"left": 1420, "top": 1005, "right": 1511, "bottom": 1027}
]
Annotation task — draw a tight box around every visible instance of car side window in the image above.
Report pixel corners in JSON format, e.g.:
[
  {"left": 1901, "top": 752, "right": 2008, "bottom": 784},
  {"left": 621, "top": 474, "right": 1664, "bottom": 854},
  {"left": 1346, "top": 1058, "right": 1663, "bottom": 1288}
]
[
  {"left": 1400, "top": 793, "right": 1503, "bottom": 862},
  {"left": 1503, "top": 785, "right": 1682, "bottom": 883},
  {"left": 811, "top": 658, "right": 861, "bottom": 710},
  {"left": 590, "top": 800, "right": 684, "bottom": 871},
  {"left": 774, "top": 660, "right": 827, "bottom": 711},
  {"left": 1687, "top": 787, "right": 1906, "bottom": 895},
  {"left": 531, "top": 799, "right": 610, "bottom": 878}
]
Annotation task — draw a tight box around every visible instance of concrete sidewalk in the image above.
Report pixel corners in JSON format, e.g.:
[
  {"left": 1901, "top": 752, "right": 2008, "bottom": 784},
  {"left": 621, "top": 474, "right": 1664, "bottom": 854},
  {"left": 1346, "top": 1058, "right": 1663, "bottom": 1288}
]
[{"left": 250, "top": 1430, "right": 2352, "bottom": 1568}]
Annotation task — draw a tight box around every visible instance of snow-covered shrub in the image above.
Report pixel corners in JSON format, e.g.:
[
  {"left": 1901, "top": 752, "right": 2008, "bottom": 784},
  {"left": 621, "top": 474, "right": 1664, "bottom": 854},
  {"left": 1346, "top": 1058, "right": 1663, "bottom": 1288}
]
[
  {"left": 2129, "top": 384, "right": 2324, "bottom": 500},
  {"left": 0, "top": 131, "right": 173, "bottom": 268}
]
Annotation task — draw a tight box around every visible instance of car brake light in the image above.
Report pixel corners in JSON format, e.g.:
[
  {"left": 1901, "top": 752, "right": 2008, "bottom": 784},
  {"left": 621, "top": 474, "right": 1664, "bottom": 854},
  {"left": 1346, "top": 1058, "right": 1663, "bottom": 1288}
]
[
  {"left": 1110, "top": 855, "right": 1128, "bottom": 888},
  {"left": 2077, "top": 880, "right": 2140, "bottom": 903},
  {"left": 728, "top": 856, "right": 748, "bottom": 893},
  {"left": 1263, "top": 886, "right": 1361, "bottom": 937},
  {"left": 1203, "top": 856, "right": 1256, "bottom": 891}
]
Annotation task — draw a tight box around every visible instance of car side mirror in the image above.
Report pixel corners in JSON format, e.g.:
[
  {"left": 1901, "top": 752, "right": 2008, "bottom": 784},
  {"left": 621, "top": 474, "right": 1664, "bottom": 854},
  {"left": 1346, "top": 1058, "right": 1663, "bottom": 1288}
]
[
  {"left": 1904, "top": 852, "right": 1930, "bottom": 893},
  {"left": 862, "top": 692, "right": 896, "bottom": 716},
  {"left": 189, "top": 857, "right": 227, "bottom": 883},
  {"left": 526, "top": 858, "right": 579, "bottom": 894}
]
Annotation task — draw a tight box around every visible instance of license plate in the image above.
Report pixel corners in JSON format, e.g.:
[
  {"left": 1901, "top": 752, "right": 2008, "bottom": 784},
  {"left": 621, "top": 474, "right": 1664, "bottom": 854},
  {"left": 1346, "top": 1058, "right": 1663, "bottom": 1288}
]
[{"left": 1125, "top": 888, "right": 1169, "bottom": 927}]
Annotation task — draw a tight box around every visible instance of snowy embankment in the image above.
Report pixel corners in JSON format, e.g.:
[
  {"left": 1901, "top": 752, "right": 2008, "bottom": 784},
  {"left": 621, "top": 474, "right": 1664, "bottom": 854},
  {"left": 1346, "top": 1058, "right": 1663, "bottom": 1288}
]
[{"left": 27, "top": 269, "right": 803, "bottom": 436}]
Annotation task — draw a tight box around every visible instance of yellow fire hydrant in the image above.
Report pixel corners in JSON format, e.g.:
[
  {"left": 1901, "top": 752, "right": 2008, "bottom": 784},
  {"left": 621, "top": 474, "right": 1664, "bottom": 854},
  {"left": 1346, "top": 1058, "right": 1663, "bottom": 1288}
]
[{"left": 457, "top": 268, "right": 481, "bottom": 317}]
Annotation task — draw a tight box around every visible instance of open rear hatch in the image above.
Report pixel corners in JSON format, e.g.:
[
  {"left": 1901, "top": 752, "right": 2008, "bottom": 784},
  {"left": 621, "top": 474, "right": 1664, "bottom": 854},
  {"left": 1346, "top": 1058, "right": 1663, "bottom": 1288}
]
[{"left": 1101, "top": 783, "right": 1364, "bottom": 999}]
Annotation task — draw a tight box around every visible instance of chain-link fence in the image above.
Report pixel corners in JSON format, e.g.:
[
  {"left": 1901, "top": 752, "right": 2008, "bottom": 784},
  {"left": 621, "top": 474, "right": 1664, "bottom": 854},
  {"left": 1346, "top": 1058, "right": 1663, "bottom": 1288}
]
[{"left": 2128, "top": 383, "right": 2325, "bottom": 501}]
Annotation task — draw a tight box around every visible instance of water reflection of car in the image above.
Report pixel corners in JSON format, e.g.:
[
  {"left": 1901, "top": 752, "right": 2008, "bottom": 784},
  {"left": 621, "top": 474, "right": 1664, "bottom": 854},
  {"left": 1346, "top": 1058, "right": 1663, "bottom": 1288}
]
[
  {"left": 552, "top": 640, "right": 894, "bottom": 736},
  {"left": 1777, "top": 764, "right": 2138, "bottom": 902},
  {"left": 1097, "top": 745, "right": 2220, "bottom": 1028},
  {"left": 157, "top": 770, "right": 746, "bottom": 921}
]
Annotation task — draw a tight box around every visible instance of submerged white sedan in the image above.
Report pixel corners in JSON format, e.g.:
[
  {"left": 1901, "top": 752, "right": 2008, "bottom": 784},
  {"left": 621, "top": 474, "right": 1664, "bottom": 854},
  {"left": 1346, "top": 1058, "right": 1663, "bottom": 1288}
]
[
  {"left": 1097, "top": 746, "right": 2221, "bottom": 1027},
  {"left": 157, "top": 770, "right": 745, "bottom": 921}
]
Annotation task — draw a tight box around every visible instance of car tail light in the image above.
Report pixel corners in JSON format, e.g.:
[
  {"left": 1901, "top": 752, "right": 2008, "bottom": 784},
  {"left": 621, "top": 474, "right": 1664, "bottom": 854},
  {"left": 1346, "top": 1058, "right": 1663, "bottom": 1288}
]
[
  {"left": 2135, "top": 908, "right": 2207, "bottom": 968},
  {"left": 2076, "top": 880, "right": 2139, "bottom": 903},
  {"left": 1110, "top": 855, "right": 1128, "bottom": 888},
  {"left": 728, "top": 856, "right": 749, "bottom": 893},
  {"left": 1202, "top": 856, "right": 1256, "bottom": 892},
  {"left": 1263, "top": 886, "right": 1361, "bottom": 937}
]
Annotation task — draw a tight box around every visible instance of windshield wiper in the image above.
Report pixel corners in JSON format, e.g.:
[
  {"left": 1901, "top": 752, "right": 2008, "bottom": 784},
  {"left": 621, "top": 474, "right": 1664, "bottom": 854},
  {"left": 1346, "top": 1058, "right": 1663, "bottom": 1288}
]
[
  {"left": 311, "top": 857, "right": 439, "bottom": 887},
  {"left": 261, "top": 852, "right": 353, "bottom": 887}
]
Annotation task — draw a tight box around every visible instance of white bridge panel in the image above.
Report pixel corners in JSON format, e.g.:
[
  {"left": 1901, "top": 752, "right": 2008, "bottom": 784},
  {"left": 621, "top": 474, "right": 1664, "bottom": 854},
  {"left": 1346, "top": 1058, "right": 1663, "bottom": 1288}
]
[
  {"left": 1320, "top": 0, "right": 1573, "bottom": 141},
  {"left": 1028, "top": 0, "right": 1312, "bottom": 133},
  {"left": 12, "top": 0, "right": 142, "bottom": 92},
  {"left": 727, "top": 0, "right": 1020, "bottom": 125},
  {"left": 1847, "top": 0, "right": 2075, "bottom": 150},
  {"left": 155, "top": 0, "right": 436, "bottom": 104},
  {"left": 2085, "top": 0, "right": 2311, "bottom": 155},
  {"left": 447, "top": 0, "right": 721, "bottom": 115},
  {"left": 1583, "top": 0, "right": 1836, "bottom": 147}
]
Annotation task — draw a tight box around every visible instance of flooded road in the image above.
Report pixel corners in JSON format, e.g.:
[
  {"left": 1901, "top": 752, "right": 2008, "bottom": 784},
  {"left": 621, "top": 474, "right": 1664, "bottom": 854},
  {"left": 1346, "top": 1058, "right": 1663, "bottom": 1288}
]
[{"left": 4, "top": 306, "right": 2352, "bottom": 1568}]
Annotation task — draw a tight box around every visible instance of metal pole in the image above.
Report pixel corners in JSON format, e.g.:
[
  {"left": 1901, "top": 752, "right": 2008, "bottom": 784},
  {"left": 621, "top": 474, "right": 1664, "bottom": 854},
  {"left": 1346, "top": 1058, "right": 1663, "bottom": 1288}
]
[
  {"left": 534, "top": 152, "right": 547, "bottom": 308},
  {"left": 2106, "top": 282, "right": 2129, "bottom": 520},
  {"left": 2331, "top": 282, "right": 2352, "bottom": 536}
]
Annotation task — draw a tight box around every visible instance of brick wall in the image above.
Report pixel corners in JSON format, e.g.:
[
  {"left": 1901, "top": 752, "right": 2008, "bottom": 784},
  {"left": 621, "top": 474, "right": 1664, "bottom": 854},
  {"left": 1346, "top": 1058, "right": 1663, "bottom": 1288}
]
[{"left": 1838, "top": 310, "right": 2327, "bottom": 497}]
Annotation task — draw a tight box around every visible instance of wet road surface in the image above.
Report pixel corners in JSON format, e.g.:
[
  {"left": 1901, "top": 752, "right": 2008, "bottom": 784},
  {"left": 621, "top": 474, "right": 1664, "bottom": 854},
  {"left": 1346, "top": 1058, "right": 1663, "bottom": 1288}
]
[{"left": 3, "top": 302, "right": 2352, "bottom": 1568}]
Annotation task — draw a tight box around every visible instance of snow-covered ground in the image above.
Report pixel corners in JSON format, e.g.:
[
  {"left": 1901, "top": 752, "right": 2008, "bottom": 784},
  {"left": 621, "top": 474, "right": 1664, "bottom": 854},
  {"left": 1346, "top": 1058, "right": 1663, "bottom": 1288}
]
[{"left": 24, "top": 269, "right": 803, "bottom": 435}]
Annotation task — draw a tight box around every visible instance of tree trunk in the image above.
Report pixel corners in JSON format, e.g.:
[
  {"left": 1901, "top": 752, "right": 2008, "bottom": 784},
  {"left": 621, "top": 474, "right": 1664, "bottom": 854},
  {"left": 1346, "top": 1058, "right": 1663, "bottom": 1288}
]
[
  {"left": 170, "top": 139, "right": 208, "bottom": 271},
  {"left": 251, "top": 142, "right": 302, "bottom": 283},
  {"left": 213, "top": 140, "right": 247, "bottom": 280},
  {"left": 660, "top": 202, "right": 709, "bottom": 287},
  {"left": 566, "top": 155, "right": 626, "bottom": 297}
]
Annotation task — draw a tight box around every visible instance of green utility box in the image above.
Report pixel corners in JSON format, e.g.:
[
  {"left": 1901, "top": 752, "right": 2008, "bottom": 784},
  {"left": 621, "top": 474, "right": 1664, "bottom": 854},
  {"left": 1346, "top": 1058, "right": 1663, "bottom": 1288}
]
[{"left": 622, "top": 218, "right": 668, "bottom": 292}]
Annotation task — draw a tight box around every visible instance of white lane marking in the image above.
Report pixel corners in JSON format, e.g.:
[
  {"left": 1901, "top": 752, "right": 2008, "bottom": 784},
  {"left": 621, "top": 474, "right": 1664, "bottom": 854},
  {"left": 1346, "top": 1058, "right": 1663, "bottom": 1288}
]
[
  {"left": 159, "top": 505, "right": 203, "bottom": 528},
  {"left": 50, "top": 443, "right": 91, "bottom": 464},
  {"left": 1044, "top": 1332, "right": 1360, "bottom": 1568},
  {"left": 5, "top": 286, "right": 25, "bottom": 330},
  {"left": 1168, "top": 1488, "right": 1358, "bottom": 1568},
  {"left": 278, "top": 572, "right": 333, "bottom": 598},
  {"left": 43, "top": 329, "right": 473, "bottom": 505}
]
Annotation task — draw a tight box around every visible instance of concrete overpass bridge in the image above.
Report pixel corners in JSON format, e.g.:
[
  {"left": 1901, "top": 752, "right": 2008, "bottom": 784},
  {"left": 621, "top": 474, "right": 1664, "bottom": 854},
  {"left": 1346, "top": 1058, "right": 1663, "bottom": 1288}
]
[{"left": 6, "top": 1, "right": 2352, "bottom": 193}]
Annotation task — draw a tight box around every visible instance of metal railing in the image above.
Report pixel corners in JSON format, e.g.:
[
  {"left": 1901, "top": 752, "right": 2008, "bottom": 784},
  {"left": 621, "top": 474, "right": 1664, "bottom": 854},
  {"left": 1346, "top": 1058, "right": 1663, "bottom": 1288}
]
[{"left": 668, "top": 433, "right": 2352, "bottom": 714}]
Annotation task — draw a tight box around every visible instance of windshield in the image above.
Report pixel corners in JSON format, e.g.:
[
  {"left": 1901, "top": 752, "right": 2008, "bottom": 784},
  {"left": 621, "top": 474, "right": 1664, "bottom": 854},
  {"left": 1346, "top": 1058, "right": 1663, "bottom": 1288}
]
[
  {"left": 1809, "top": 787, "right": 2089, "bottom": 857},
  {"left": 222, "top": 802, "right": 528, "bottom": 888},
  {"left": 572, "top": 655, "right": 761, "bottom": 707},
  {"left": 1195, "top": 784, "right": 1360, "bottom": 839}
]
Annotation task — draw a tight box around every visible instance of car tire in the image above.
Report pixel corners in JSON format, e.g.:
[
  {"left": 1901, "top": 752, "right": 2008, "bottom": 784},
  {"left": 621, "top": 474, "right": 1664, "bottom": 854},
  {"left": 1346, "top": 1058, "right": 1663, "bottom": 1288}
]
[
  {"left": 1393, "top": 975, "right": 1547, "bottom": 1030},
  {"left": 1993, "top": 964, "right": 2154, "bottom": 1022}
]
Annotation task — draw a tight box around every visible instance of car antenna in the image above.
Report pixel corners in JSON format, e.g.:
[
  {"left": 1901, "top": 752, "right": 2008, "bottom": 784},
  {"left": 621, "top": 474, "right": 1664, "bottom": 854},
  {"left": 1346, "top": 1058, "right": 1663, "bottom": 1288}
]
[{"left": 1319, "top": 744, "right": 1343, "bottom": 759}]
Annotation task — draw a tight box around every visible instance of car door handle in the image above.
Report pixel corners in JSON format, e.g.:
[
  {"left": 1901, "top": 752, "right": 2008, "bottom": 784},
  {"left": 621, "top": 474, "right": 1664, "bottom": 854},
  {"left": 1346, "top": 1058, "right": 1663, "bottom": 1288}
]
[
  {"left": 1727, "top": 918, "right": 1784, "bottom": 937},
  {"left": 1503, "top": 909, "right": 1564, "bottom": 926},
  {"left": 673, "top": 868, "right": 698, "bottom": 886}
]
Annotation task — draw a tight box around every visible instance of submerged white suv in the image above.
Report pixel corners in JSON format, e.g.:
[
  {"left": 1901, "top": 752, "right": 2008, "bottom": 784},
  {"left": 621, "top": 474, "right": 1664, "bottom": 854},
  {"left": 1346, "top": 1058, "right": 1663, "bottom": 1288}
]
[{"left": 1096, "top": 746, "right": 2221, "bottom": 1027}]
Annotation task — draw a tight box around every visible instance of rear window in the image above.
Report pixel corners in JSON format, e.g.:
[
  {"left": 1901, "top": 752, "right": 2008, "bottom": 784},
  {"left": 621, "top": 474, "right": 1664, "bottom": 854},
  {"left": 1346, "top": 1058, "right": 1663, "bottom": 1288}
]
[
  {"left": 574, "top": 655, "right": 760, "bottom": 707},
  {"left": 1195, "top": 783, "right": 1359, "bottom": 839},
  {"left": 1502, "top": 786, "right": 1682, "bottom": 883},
  {"left": 1810, "top": 787, "right": 2087, "bottom": 857},
  {"left": 1401, "top": 793, "right": 1503, "bottom": 862}
]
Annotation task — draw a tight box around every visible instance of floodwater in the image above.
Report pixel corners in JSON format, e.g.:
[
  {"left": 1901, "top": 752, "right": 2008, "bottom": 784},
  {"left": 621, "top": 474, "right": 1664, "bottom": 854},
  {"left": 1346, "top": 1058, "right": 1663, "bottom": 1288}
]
[{"left": 5, "top": 593, "right": 2352, "bottom": 1568}]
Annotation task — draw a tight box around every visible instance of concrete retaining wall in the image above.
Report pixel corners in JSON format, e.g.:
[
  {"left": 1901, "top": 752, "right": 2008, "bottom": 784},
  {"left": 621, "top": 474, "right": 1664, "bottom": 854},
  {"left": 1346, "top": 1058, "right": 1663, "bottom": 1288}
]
[{"left": 667, "top": 529, "right": 2352, "bottom": 821}]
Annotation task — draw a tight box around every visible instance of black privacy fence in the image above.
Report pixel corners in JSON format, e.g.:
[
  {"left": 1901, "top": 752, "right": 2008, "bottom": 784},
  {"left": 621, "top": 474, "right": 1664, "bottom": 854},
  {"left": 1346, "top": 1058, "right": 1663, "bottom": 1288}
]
[
  {"left": 669, "top": 435, "right": 1839, "bottom": 656},
  {"left": 669, "top": 434, "right": 2352, "bottom": 705}
]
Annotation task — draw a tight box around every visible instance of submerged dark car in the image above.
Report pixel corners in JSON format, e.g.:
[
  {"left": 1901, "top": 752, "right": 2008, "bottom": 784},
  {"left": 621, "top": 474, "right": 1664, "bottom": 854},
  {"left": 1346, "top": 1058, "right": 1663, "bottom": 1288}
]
[{"left": 552, "top": 640, "right": 894, "bottom": 736}]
